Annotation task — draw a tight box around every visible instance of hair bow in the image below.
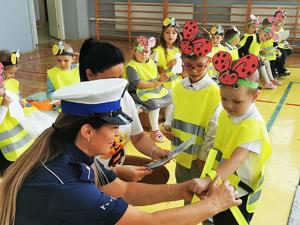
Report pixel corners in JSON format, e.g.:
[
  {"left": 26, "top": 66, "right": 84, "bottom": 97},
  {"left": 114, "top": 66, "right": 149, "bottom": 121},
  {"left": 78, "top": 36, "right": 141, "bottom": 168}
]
[
  {"left": 180, "top": 20, "right": 212, "bottom": 57},
  {"left": 163, "top": 17, "right": 178, "bottom": 27},
  {"left": 212, "top": 51, "right": 259, "bottom": 88},
  {"left": 135, "top": 36, "right": 156, "bottom": 53}
]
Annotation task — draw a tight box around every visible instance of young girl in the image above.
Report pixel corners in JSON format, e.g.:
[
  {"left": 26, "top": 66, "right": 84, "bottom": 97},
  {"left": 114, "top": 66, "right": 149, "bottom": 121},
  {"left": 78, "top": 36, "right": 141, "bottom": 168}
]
[
  {"left": 124, "top": 36, "right": 172, "bottom": 143},
  {"left": 199, "top": 52, "right": 272, "bottom": 225},
  {"left": 152, "top": 17, "right": 182, "bottom": 90},
  {"left": 0, "top": 50, "right": 57, "bottom": 139},
  {"left": 46, "top": 41, "right": 80, "bottom": 99}
]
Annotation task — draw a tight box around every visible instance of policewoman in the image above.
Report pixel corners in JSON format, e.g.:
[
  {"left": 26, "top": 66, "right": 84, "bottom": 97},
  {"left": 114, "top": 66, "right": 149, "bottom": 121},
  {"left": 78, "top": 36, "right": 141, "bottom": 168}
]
[{"left": 0, "top": 79, "right": 240, "bottom": 225}]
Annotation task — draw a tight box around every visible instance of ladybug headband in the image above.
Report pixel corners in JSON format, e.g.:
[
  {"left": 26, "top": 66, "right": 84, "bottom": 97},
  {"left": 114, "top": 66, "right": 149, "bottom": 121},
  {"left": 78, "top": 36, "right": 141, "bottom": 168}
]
[
  {"left": 210, "top": 24, "right": 224, "bottom": 35},
  {"left": 134, "top": 36, "right": 156, "bottom": 53},
  {"left": 212, "top": 51, "right": 259, "bottom": 89},
  {"left": 2, "top": 50, "right": 20, "bottom": 66},
  {"left": 52, "top": 41, "right": 73, "bottom": 56},
  {"left": 163, "top": 17, "right": 179, "bottom": 29},
  {"left": 248, "top": 14, "right": 261, "bottom": 26},
  {"left": 180, "top": 20, "right": 212, "bottom": 57}
]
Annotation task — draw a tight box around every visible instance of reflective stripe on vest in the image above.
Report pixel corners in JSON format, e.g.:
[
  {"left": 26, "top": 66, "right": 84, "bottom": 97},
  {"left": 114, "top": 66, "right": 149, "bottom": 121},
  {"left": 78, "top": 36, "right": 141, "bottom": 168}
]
[
  {"left": 172, "top": 81, "right": 220, "bottom": 168},
  {"left": 47, "top": 65, "right": 80, "bottom": 90},
  {"left": 1, "top": 133, "right": 32, "bottom": 154},
  {"left": 125, "top": 59, "right": 168, "bottom": 101}
]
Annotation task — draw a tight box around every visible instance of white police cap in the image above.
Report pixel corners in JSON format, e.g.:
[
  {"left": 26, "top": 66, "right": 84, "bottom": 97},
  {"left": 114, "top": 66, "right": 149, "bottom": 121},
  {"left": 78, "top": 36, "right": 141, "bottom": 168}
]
[{"left": 52, "top": 78, "right": 132, "bottom": 125}]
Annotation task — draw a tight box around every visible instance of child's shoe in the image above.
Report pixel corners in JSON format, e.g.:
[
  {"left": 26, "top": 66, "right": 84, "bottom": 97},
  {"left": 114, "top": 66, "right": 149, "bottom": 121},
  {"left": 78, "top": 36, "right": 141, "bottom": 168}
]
[
  {"left": 151, "top": 130, "right": 164, "bottom": 143},
  {"left": 271, "top": 79, "right": 282, "bottom": 86},
  {"left": 263, "top": 82, "right": 276, "bottom": 89}
]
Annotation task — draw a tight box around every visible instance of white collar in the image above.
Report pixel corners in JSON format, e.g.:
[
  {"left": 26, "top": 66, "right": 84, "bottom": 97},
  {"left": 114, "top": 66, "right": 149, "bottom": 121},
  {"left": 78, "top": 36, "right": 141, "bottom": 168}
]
[
  {"left": 230, "top": 103, "right": 257, "bottom": 123},
  {"left": 182, "top": 74, "right": 214, "bottom": 90}
]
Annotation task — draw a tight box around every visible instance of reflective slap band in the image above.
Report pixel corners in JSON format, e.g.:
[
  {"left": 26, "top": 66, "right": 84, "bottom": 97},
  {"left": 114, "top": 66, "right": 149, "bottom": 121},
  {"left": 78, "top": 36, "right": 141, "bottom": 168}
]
[
  {"left": 206, "top": 170, "right": 218, "bottom": 181},
  {"left": 237, "top": 79, "right": 259, "bottom": 89}
]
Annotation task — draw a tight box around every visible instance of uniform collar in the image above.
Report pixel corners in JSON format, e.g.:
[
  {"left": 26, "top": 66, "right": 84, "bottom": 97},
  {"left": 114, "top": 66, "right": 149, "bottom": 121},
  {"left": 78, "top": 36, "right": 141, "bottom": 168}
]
[
  {"left": 64, "top": 142, "right": 94, "bottom": 166},
  {"left": 230, "top": 103, "right": 256, "bottom": 123}
]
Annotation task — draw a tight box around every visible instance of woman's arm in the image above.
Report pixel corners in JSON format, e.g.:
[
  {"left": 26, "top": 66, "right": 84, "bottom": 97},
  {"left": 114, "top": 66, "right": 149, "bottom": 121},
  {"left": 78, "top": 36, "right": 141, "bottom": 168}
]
[{"left": 116, "top": 177, "right": 240, "bottom": 225}]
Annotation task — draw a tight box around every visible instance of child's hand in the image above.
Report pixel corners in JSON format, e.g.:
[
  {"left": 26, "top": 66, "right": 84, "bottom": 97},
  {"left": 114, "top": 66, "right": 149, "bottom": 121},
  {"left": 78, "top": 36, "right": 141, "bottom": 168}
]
[
  {"left": 19, "top": 99, "right": 27, "bottom": 107},
  {"left": 159, "top": 73, "right": 169, "bottom": 82},
  {"left": 1, "top": 95, "right": 12, "bottom": 107},
  {"left": 260, "top": 49, "right": 267, "bottom": 55},
  {"left": 152, "top": 81, "right": 163, "bottom": 88},
  {"left": 167, "top": 59, "right": 177, "bottom": 68}
]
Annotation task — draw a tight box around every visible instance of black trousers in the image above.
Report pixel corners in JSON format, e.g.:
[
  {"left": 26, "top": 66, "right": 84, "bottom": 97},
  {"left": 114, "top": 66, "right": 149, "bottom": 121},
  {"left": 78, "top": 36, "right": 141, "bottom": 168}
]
[
  {"left": 0, "top": 153, "right": 12, "bottom": 176},
  {"left": 276, "top": 48, "right": 293, "bottom": 74},
  {"left": 213, "top": 194, "right": 254, "bottom": 225}
]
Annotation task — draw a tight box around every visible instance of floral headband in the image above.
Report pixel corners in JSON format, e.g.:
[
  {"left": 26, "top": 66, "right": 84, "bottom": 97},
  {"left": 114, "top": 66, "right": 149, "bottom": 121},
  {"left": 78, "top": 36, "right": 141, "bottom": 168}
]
[
  {"left": 210, "top": 24, "right": 224, "bottom": 35},
  {"left": 262, "top": 17, "right": 280, "bottom": 41},
  {"left": 52, "top": 41, "right": 73, "bottom": 56},
  {"left": 135, "top": 36, "right": 156, "bottom": 53},
  {"left": 212, "top": 51, "right": 259, "bottom": 89},
  {"left": 163, "top": 17, "right": 179, "bottom": 29},
  {"left": 248, "top": 14, "right": 261, "bottom": 26},
  {"left": 275, "top": 7, "right": 286, "bottom": 22},
  {"left": 2, "top": 50, "right": 20, "bottom": 66},
  {"left": 180, "top": 20, "right": 212, "bottom": 57}
]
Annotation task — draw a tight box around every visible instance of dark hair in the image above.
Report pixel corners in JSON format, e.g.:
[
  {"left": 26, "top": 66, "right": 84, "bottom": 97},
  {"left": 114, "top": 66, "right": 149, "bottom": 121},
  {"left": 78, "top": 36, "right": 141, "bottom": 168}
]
[
  {"left": 79, "top": 38, "right": 125, "bottom": 81},
  {"left": 224, "top": 29, "right": 239, "bottom": 43}
]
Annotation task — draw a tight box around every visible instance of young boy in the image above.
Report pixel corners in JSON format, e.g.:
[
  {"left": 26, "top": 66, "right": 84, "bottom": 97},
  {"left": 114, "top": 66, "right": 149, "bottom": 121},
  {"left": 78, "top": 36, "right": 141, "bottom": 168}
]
[
  {"left": 207, "top": 24, "right": 227, "bottom": 79},
  {"left": 163, "top": 20, "right": 221, "bottom": 204},
  {"left": 46, "top": 41, "right": 80, "bottom": 99},
  {"left": 224, "top": 26, "right": 241, "bottom": 61},
  {"left": 199, "top": 52, "right": 272, "bottom": 224}
]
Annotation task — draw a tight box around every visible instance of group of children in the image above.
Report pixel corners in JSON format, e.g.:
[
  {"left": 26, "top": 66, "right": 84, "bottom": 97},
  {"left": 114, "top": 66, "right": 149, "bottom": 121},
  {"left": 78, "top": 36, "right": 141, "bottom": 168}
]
[{"left": 0, "top": 7, "right": 290, "bottom": 225}]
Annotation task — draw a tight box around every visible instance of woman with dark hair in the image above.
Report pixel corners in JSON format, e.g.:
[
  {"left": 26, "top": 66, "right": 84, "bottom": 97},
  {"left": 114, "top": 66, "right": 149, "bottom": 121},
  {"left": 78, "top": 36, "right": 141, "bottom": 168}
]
[
  {"left": 79, "top": 38, "right": 170, "bottom": 184},
  {"left": 0, "top": 79, "right": 240, "bottom": 225}
]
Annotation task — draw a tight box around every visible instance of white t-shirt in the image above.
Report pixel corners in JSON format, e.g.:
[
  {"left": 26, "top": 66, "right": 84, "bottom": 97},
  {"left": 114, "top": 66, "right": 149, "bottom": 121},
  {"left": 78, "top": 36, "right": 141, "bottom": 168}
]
[
  {"left": 229, "top": 103, "right": 265, "bottom": 197},
  {"left": 98, "top": 91, "right": 144, "bottom": 168}
]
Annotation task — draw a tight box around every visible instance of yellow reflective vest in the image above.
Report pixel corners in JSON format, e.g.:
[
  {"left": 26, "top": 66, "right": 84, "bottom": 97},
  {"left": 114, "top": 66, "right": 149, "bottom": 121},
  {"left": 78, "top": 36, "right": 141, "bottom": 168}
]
[
  {"left": 210, "top": 109, "right": 272, "bottom": 213},
  {"left": 124, "top": 59, "right": 168, "bottom": 101},
  {"left": 224, "top": 42, "right": 239, "bottom": 61},
  {"left": 152, "top": 46, "right": 182, "bottom": 90},
  {"left": 239, "top": 33, "right": 261, "bottom": 57},
  {"left": 47, "top": 65, "right": 80, "bottom": 90},
  {"left": 172, "top": 80, "right": 220, "bottom": 168},
  {"left": 261, "top": 39, "right": 276, "bottom": 61},
  {"left": 208, "top": 44, "right": 227, "bottom": 77}
]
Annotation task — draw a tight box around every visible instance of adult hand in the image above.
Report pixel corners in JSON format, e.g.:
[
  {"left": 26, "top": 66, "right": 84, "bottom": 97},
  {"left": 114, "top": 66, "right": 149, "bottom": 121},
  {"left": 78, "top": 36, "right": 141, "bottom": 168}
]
[
  {"left": 115, "top": 165, "right": 153, "bottom": 182},
  {"left": 161, "top": 125, "right": 173, "bottom": 140},
  {"left": 183, "top": 178, "right": 211, "bottom": 202},
  {"left": 207, "top": 176, "right": 242, "bottom": 212},
  {"left": 1, "top": 95, "right": 12, "bottom": 107},
  {"left": 167, "top": 59, "right": 177, "bottom": 68}
]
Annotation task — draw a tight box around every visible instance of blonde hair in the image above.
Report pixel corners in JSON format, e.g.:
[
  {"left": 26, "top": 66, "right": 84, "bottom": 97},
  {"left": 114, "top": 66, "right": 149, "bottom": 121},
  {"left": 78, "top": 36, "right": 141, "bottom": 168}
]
[{"left": 0, "top": 113, "right": 107, "bottom": 224}]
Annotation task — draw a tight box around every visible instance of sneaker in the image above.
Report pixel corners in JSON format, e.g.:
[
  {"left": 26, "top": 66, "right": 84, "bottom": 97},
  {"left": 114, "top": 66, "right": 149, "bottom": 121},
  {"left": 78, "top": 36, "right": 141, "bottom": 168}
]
[
  {"left": 151, "top": 130, "right": 164, "bottom": 143},
  {"left": 284, "top": 70, "right": 291, "bottom": 76},
  {"left": 271, "top": 79, "right": 282, "bottom": 86},
  {"left": 263, "top": 82, "right": 276, "bottom": 89}
]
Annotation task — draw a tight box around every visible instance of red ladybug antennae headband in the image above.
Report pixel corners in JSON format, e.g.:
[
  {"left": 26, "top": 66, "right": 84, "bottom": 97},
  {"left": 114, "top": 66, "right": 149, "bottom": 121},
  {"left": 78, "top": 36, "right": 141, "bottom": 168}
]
[
  {"left": 212, "top": 51, "right": 259, "bottom": 89},
  {"left": 180, "top": 20, "right": 212, "bottom": 57}
]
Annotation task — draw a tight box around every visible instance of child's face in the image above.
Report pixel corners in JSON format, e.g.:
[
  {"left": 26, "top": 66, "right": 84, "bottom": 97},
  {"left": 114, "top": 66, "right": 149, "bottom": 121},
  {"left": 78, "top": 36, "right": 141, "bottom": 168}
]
[
  {"left": 163, "top": 27, "right": 178, "bottom": 47},
  {"left": 211, "top": 34, "right": 224, "bottom": 47},
  {"left": 183, "top": 56, "right": 210, "bottom": 83},
  {"left": 247, "top": 24, "right": 258, "bottom": 34},
  {"left": 4, "top": 65, "right": 18, "bottom": 79},
  {"left": 134, "top": 50, "right": 151, "bottom": 63},
  {"left": 231, "top": 36, "right": 240, "bottom": 46},
  {"left": 220, "top": 85, "right": 258, "bottom": 117},
  {"left": 56, "top": 55, "right": 74, "bottom": 71},
  {"left": 259, "top": 31, "right": 271, "bottom": 42}
]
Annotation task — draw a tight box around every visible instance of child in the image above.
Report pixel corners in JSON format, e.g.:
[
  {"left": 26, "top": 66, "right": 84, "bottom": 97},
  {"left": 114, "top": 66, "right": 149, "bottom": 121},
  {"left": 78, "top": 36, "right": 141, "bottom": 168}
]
[
  {"left": 0, "top": 50, "right": 57, "bottom": 138},
  {"left": 124, "top": 36, "right": 172, "bottom": 143},
  {"left": 224, "top": 26, "right": 241, "bottom": 61},
  {"left": 274, "top": 7, "right": 292, "bottom": 76},
  {"left": 46, "top": 41, "right": 80, "bottom": 99},
  {"left": 207, "top": 24, "right": 227, "bottom": 78},
  {"left": 199, "top": 51, "right": 272, "bottom": 225},
  {"left": 163, "top": 20, "right": 221, "bottom": 203},
  {"left": 239, "top": 22, "right": 281, "bottom": 89},
  {"left": 152, "top": 17, "right": 182, "bottom": 90}
]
